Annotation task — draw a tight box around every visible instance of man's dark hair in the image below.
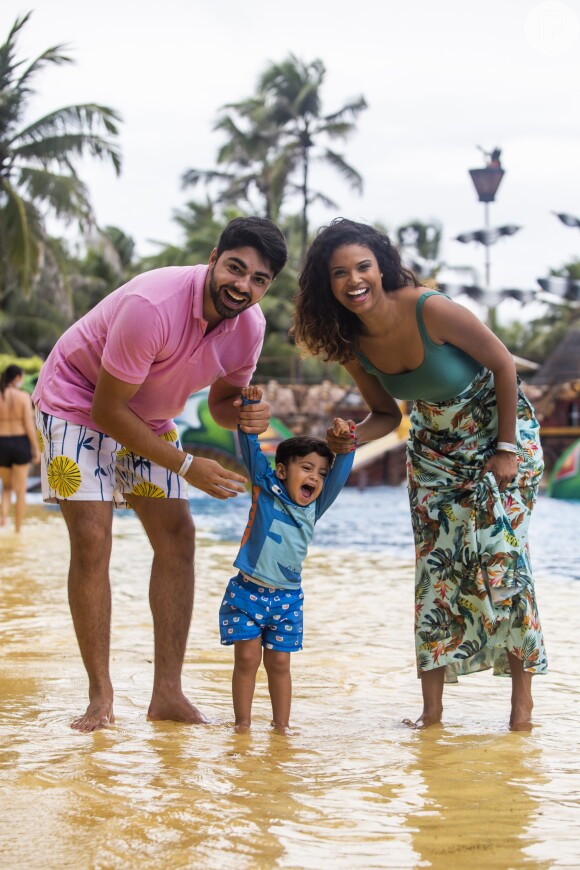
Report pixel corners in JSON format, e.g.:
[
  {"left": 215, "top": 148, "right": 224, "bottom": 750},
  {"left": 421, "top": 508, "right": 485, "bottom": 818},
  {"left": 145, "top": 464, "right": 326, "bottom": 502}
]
[
  {"left": 275, "top": 435, "right": 334, "bottom": 468},
  {"left": 216, "top": 217, "right": 288, "bottom": 277}
]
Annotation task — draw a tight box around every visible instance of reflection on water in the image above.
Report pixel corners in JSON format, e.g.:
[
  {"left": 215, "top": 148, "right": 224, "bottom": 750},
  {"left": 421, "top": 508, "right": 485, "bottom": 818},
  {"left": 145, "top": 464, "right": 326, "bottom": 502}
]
[
  {"left": 188, "top": 485, "right": 580, "bottom": 582},
  {"left": 1, "top": 495, "right": 579, "bottom": 868}
]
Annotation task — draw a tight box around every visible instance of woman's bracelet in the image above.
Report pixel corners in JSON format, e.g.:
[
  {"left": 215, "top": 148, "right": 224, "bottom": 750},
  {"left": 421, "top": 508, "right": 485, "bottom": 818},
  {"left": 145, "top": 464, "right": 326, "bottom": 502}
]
[
  {"left": 496, "top": 441, "right": 517, "bottom": 454},
  {"left": 177, "top": 452, "right": 194, "bottom": 477}
]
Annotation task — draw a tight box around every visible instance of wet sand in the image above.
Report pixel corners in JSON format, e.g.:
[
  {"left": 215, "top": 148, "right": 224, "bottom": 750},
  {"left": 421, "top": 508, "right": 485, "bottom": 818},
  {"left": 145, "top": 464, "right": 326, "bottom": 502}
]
[{"left": 1, "top": 503, "right": 579, "bottom": 868}]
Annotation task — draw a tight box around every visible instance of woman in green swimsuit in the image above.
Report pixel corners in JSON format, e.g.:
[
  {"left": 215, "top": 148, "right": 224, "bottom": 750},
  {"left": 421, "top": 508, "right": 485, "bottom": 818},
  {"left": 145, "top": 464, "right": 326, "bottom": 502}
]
[{"left": 292, "top": 218, "right": 546, "bottom": 731}]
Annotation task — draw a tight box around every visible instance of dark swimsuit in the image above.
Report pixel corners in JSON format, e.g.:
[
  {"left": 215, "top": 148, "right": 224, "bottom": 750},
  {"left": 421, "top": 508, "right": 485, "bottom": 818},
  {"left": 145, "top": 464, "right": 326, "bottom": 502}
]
[{"left": 0, "top": 435, "right": 32, "bottom": 467}]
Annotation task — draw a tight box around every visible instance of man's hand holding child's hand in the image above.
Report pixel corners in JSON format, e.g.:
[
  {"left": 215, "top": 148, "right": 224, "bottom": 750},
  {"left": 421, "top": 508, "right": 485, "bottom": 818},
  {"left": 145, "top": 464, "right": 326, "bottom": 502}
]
[{"left": 235, "top": 385, "right": 270, "bottom": 434}]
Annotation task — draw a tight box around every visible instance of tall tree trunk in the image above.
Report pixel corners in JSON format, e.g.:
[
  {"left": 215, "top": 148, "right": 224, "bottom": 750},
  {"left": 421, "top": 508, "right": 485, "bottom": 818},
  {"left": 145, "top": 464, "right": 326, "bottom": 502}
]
[{"left": 301, "top": 145, "right": 310, "bottom": 266}]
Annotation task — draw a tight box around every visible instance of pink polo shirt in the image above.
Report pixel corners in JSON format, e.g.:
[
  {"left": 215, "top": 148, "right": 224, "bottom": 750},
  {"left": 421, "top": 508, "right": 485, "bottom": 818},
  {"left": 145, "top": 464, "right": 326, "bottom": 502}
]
[{"left": 32, "top": 265, "right": 265, "bottom": 434}]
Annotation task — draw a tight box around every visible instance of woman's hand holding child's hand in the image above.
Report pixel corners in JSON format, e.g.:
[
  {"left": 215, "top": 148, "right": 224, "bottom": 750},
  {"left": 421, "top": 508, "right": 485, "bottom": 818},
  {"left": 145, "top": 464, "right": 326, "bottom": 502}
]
[{"left": 326, "top": 417, "right": 357, "bottom": 453}]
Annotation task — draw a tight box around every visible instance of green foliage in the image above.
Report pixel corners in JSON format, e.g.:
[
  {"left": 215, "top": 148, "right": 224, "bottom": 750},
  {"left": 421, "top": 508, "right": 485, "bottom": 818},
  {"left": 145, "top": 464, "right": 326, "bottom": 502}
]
[
  {"left": 70, "top": 226, "right": 137, "bottom": 319},
  {"left": 551, "top": 258, "right": 580, "bottom": 281},
  {"left": 0, "top": 11, "right": 122, "bottom": 300},
  {"left": 182, "top": 54, "right": 367, "bottom": 264},
  {"left": 496, "top": 256, "right": 580, "bottom": 363},
  {"left": 140, "top": 200, "right": 238, "bottom": 270}
]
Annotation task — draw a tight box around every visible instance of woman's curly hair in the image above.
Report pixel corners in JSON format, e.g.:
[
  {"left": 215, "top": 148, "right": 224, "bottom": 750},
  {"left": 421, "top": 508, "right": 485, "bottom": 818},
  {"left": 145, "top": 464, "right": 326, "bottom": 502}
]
[{"left": 291, "top": 218, "right": 419, "bottom": 364}]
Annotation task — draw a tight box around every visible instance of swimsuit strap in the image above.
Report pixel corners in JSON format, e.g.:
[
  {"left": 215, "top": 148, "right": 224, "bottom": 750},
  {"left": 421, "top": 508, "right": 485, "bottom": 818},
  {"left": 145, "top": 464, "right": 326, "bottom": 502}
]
[{"left": 415, "top": 291, "right": 441, "bottom": 346}]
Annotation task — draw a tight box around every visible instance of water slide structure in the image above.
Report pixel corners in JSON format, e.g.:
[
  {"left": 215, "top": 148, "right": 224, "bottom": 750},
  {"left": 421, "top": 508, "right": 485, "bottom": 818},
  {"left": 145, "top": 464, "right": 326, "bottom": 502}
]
[
  {"left": 176, "top": 390, "right": 410, "bottom": 477},
  {"left": 548, "top": 438, "right": 580, "bottom": 501}
]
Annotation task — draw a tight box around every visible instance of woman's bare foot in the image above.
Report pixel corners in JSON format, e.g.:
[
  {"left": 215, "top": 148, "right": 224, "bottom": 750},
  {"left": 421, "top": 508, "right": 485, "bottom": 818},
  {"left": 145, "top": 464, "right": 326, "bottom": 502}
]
[
  {"left": 405, "top": 667, "right": 446, "bottom": 729},
  {"left": 509, "top": 699, "right": 533, "bottom": 731},
  {"left": 71, "top": 697, "right": 115, "bottom": 732},
  {"left": 403, "top": 706, "right": 443, "bottom": 729},
  {"left": 147, "top": 689, "right": 207, "bottom": 724},
  {"left": 507, "top": 652, "right": 534, "bottom": 732},
  {"left": 510, "top": 719, "right": 533, "bottom": 732}
]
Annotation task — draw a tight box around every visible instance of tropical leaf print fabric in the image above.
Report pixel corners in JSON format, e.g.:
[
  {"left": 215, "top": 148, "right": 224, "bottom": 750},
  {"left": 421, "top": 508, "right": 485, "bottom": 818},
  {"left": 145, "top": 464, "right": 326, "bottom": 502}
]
[{"left": 407, "top": 367, "right": 547, "bottom": 681}]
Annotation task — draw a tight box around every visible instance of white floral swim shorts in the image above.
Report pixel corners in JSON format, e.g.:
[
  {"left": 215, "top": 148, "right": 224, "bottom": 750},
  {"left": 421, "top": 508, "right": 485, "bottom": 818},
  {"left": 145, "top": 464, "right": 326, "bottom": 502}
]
[{"left": 35, "top": 408, "right": 189, "bottom": 507}]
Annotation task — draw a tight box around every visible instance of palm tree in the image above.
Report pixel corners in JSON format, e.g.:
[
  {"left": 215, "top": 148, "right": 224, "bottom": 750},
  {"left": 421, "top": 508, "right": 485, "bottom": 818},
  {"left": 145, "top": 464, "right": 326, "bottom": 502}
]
[
  {"left": 258, "top": 55, "right": 367, "bottom": 260},
  {"left": 183, "top": 56, "right": 367, "bottom": 261},
  {"left": 181, "top": 100, "right": 295, "bottom": 222},
  {"left": 0, "top": 12, "right": 122, "bottom": 300}
]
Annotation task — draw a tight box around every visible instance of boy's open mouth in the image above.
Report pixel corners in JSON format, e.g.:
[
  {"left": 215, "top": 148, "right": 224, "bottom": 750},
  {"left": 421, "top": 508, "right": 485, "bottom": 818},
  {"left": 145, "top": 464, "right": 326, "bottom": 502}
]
[{"left": 300, "top": 484, "right": 315, "bottom": 499}]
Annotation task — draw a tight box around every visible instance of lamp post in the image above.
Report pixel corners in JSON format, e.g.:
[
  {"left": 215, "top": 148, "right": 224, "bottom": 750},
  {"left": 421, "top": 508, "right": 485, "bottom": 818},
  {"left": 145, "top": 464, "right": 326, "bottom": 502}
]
[{"left": 468, "top": 146, "right": 505, "bottom": 292}]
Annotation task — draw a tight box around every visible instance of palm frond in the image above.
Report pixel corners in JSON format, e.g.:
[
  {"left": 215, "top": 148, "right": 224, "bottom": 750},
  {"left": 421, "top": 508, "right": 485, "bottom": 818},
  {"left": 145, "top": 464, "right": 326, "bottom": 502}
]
[
  {"left": 16, "top": 166, "right": 92, "bottom": 224},
  {"left": 0, "top": 178, "right": 40, "bottom": 296},
  {"left": 318, "top": 149, "right": 363, "bottom": 193},
  {"left": 324, "top": 97, "right": 368, "bottom": 123},
  {"left": 13, "top": 130, "right": 121, "bottom": 175},
  {"left": 15, "top": 103, "right": 121, "bottom": 140}
]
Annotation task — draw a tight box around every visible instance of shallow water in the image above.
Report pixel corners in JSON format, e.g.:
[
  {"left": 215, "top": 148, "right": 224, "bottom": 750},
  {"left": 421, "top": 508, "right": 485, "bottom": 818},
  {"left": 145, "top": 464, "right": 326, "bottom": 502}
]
[{"left": 1, "top": 490, "right": 579, "bottom": 869}]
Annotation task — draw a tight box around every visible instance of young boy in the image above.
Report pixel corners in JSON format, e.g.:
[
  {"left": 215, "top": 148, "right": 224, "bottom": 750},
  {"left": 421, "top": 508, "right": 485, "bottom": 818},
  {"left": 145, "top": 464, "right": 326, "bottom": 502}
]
[{"left": 219, "top": 385, "right": 356, "bottom": 733}]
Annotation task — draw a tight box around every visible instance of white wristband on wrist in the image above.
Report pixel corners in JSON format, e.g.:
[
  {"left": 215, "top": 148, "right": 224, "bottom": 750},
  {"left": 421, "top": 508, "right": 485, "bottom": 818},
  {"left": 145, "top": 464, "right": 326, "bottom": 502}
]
[
  {"left": 496, "top": 441, "right": 517, "bottom": 454},
  {"left": 177, "top": 452, "right": 194, "bottom": 477}
]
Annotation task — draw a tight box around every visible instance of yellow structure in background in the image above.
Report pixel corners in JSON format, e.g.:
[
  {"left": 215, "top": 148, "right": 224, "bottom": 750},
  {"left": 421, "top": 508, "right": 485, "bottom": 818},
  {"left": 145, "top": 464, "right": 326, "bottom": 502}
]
[{"left": 353, "top": 405, "right": 410, "bottom": 471}]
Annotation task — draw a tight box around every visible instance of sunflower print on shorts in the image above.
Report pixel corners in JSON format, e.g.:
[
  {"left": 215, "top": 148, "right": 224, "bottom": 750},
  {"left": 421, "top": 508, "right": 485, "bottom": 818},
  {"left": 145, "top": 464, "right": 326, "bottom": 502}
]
[
  {"left": 35, "top": 411, "right": 188, "bottom": 504},
  {"left": 407, "top": 367, "right": 547, "bottom": 681},
  {"left": 47, "top": 455, "right": 82, "bottom": 498}
]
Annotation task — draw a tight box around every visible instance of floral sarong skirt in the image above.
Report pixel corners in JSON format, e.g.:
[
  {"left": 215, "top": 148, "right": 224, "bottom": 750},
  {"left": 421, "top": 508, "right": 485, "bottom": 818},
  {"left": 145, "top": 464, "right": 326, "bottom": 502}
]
[{"left": 407, "top": 368, "right": 547, "bottom": 681}]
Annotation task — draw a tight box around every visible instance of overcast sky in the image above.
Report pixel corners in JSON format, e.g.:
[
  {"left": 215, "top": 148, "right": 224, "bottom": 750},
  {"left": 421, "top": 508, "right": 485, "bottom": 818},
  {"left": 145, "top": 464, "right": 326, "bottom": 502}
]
[{"left": 3, "top": 0, "right": 580, "bottom": 320}]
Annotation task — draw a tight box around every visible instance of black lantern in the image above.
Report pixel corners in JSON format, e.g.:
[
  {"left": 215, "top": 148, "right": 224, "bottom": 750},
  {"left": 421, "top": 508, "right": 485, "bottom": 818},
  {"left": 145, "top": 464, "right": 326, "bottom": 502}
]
[{"left": 468, "top": 166, "right": 505, "bottom": 203}]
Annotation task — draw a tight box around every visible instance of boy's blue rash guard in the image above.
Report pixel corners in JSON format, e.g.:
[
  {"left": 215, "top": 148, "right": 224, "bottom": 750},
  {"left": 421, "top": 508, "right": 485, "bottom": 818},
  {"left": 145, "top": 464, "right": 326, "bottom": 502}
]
[{"left": 233, "top": 401, "right": 354, "bottom": 591}]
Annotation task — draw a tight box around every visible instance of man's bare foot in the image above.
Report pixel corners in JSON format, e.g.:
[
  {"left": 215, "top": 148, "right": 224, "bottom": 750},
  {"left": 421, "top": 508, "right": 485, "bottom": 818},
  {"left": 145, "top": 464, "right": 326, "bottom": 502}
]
[
  {"left": 402, "top": 710, "right": 443, "bottom": 729},
  {"left": 147, "top": 690, "right": 207, "bottom": 724},
  {"left": 71, "top": 698, "right": 115, "bottom": 733}
]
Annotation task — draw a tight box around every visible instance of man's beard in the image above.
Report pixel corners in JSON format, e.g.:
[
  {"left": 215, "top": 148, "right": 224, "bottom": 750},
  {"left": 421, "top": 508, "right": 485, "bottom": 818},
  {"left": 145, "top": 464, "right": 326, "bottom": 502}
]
[{"left": 209, "top": 267, "right": 251, "bottom": 319}]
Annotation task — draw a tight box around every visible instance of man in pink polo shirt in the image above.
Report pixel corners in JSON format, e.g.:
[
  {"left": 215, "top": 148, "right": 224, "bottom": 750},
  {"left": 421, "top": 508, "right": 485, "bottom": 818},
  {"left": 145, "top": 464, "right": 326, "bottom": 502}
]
[{"left": 32, "top": 216, "right": 288, "bottom": 732}]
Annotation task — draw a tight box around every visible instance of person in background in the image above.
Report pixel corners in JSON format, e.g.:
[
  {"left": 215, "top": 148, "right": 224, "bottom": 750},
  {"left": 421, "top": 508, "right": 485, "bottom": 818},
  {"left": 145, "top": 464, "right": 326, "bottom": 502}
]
[
  {"left": 292, "top": 217, "right": 546, "bottom": 732},
  {"left": 32, "top": 217, "right": 288, "bottom": 733},
  {"left": 0, "top": 365, "right": 40, "bottom": 532},
  {"left": 219, "top": 385, "right": 355, "bottom": 733}
]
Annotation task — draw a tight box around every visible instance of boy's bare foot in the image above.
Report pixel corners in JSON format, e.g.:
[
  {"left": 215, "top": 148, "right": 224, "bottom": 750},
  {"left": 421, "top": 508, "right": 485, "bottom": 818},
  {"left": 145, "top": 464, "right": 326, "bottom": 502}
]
[
  {"left": 148, "top": 690, "right": 207, "bottom": 724},
  {"left": 270, "top": 721, "right": 299, "bottom": 736},
  {"left": 234, "top": 722, "right": 251, "bottom": 734},
  {"left": 71, "top": 697, "right": 115, "bottom": 732}
]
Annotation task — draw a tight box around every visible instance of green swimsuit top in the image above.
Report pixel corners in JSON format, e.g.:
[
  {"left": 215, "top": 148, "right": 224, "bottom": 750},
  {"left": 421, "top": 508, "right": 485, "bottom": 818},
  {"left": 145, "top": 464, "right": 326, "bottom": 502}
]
[{"left": 356, "top": 291, "right": 483, "bottom": 403}]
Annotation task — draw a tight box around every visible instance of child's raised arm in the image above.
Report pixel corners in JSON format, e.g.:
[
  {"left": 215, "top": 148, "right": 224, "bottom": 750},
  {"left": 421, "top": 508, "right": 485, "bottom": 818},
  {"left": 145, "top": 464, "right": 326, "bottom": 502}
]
[
  {"left": 315, "top": 417, "right": 356, "bottom": 519},
  {"left": 237, "top": 385, "right": 271, "bottom": 484}
]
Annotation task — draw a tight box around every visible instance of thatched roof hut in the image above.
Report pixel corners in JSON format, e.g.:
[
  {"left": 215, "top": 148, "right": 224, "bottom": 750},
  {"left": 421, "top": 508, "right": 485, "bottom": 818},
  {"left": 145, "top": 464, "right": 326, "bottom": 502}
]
[{"left": 532, "top": 329, "right": 580, "bottom": 386}]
